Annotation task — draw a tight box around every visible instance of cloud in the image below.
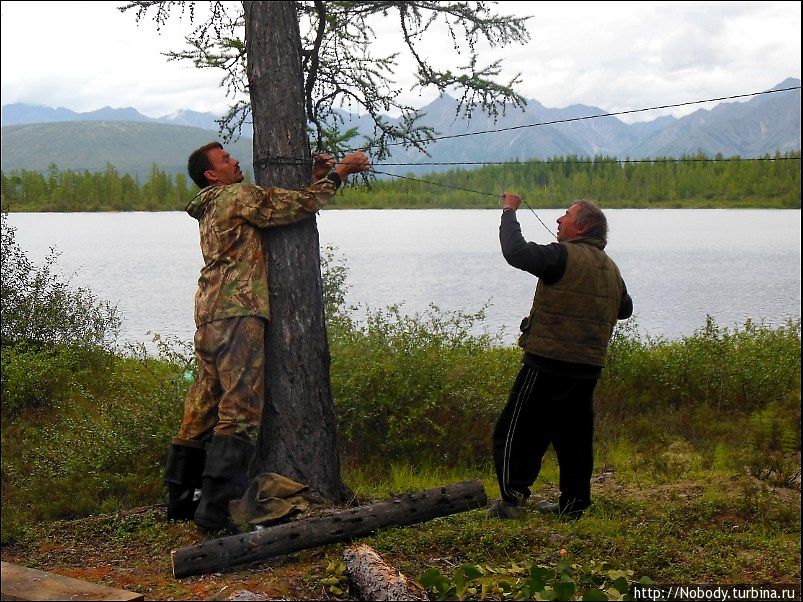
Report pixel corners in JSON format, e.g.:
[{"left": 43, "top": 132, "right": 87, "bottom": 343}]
[{"left": 1, "top": 0, "right": 800, "bottom": 121}]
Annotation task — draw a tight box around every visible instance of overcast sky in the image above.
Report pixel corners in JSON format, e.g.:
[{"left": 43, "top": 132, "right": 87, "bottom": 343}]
[{"left": 1, "top": 1, "right": 800, "bottom": 124}]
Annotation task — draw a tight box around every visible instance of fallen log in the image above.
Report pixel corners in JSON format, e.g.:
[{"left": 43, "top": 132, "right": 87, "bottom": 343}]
[
  {"left": 343, "top": 543, "right": 429, "bottom": 601},
  {"left": 172, "top": 480, "right": 486, "bottom": 578}
]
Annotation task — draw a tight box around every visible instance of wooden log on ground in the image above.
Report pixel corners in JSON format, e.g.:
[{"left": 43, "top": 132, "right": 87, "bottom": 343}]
[
  {"left": 0, "top": 561, "right": 143, "bottom": 601},
  {"left": 343, "top": 543, "right": 429, "bottom": 601},
  {"left": 172, "top": 480, "right": 486, "bottom": 578}
]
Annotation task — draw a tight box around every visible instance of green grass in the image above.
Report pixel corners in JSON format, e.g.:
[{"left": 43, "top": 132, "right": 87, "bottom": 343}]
[
  {"left": 5, "top": 459, "right": 796, "bottom": 600},
  {"left": 1, "top": 248, "right": 799, "bottom": 598},
  {"left": 2, "top": 316, "right": 799, "bottom": 545}
]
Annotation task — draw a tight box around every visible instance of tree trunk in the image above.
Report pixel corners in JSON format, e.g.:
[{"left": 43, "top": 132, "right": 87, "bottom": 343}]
[
  {"left": 171, "top": 480, "right": 487, "bottom": 578},
  {"left": 243, "top": 1, "right": 348, "bottom": 501}
]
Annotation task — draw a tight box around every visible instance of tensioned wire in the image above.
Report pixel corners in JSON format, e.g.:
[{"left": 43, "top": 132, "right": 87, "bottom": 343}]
[
  {"left": 370, "top": 168, "right": 558, "bottom": 238},
  {"left": 355, "top": 85, "right": 802, "bottom": 150},
  {"left": 254, "top": 85, "right": 802, "bottom": 168},
  {"left": 252, "top": 85, "right": 802, "bottom": 238}
]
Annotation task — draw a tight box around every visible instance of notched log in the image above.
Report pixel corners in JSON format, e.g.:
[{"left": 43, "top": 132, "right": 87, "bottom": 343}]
[{"left": 172, "top": 480, "right": 486, "bottom": 578}]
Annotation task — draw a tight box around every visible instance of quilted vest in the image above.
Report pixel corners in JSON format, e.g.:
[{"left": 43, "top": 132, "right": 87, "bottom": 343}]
[{"left": 518, "top": 238, "right": 623, "bottom": 367}]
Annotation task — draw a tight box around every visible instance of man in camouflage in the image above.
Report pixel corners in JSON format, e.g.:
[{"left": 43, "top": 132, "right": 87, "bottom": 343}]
[
  {"left": 164, "top": 142, "right": 370, "bottom": 531},
  {"left": 489, "top": 195, "right": 633, "bottom": 521}
]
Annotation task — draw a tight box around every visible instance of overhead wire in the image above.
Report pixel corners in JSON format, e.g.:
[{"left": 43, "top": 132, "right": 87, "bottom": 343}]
[
  {"left": 252, "top": 85, "right": 802, "bottom": 238},
  {"left": 370, "top": 156, "right": 800, "bottom": 167},
  {"left": 254, "top": 155, "right": 801, "bottom": 168},
  {"left": 362, "top": 85, "right": 802, "bottom": 150},
  {"left": 372, "top": 169, "right": 557, "bottom": 237},
  {"left": 254, "top": 86, "right": 801, "bottom": 169}
]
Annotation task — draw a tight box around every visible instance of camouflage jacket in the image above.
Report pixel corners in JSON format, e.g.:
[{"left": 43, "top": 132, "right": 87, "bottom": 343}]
[{"left": 186, "top": 178, "right": 337, "bottom": 326}]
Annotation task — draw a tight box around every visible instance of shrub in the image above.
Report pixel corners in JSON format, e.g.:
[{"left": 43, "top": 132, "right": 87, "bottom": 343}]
[
  {"left": 598, "top": 316, "right": 801, "bottom": 416},
  {"left": 743, "top": 399, "right": 802, "bottom": 488},
  {"left": 330, "top": 302, "right": 516, "bottom": 466},
  {"left": 0, "top": 212, "right": 120, "bottom": 350},
  {"left": 0, "top": 344, "right": 101, "bottom": 414},
  {"left": 0, "top": 214, "right": 180, "bottom": 540},
  {"left": 1, "top": 213, "right": 121, "bottom": 415},
  {"left": 323, "top": 250, "right": 801, "bottom": 468},
  {"left": 0, "top": 341, "right": 189, "bottom": 543}
]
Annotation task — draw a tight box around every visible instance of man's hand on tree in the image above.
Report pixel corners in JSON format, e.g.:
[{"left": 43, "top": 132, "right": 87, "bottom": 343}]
[
  {"left": 334, "top": 151, "right": 371, "bottom": 179},
  {"left": 312, "top": 153, "right": 336, "bottom": 181}
]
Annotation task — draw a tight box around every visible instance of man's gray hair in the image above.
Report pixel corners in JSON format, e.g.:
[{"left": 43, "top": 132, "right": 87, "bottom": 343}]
[{"left": 574, "top": 199, "right": 608, "bottom": 242}]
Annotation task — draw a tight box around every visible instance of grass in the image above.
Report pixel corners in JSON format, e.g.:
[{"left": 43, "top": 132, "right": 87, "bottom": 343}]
[
  {"left": 2, "top": 319, "right": 800, "bottom": 595},
  {"left": 1, "top": 243, "right": 799, "bottom": 598},
  {"left": 1, "top": 459, "right": 798, "bottom": 600}
]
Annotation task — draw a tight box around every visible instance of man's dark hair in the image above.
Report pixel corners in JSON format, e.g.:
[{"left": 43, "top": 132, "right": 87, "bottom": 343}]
[
  {"left": 188, "top": 142, "right": 223, "bottom": 189},
  {"left": 574, "top": 199, "right": 608, "bottom": 243}
]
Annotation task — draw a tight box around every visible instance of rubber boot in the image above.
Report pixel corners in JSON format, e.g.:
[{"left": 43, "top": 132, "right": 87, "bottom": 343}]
[
  {"left": 194, "top": 435, "right": 253, "bottom": 532},
  {"left": 164, "top": 443, "right": 206, "bottom": 521}
]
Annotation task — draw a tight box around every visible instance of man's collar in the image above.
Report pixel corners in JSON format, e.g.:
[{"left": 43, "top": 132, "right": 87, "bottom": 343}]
[{"left": 567, "top": 236, "right": 607, "bottom": 250}]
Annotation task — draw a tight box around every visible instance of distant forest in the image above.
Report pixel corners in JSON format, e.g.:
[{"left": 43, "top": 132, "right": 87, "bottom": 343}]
[{"left": 1, "top": 153, "right": 800, "bottom": 211}]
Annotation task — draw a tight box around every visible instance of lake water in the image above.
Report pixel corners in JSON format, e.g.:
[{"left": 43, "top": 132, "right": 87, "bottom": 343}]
[{"left": 6, "top": 209, "right": 801, "bottom": 348}]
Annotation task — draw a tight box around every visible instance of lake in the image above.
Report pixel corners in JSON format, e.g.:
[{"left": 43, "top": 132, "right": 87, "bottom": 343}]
[{"left": 6, "top": 209, "right": 801, "bottom": 349}]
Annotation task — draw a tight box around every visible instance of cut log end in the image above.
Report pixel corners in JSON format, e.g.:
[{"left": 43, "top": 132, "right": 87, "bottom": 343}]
[{"left": 343, "top": 543, "right": 429, "bottom": 601}]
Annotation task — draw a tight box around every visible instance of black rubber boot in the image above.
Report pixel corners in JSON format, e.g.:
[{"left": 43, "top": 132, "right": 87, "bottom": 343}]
[
  {"left": 194, "top": 435, "right": 253, "bottom": 532},
  {"left": 164, "top": 443, "right": 206, "bottom": 521}
]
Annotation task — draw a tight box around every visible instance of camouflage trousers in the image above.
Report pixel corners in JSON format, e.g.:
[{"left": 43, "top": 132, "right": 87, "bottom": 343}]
[{"left": 173, "top": 316, "right": 265, "bottom": 446}]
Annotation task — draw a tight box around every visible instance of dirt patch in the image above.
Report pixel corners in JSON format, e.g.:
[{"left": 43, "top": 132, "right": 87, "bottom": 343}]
[
  {"left": 2, "top": 475, "right": 799, "bottom": 600},
  {"left": 0, "top": 508, "right": 343, "bottom": 601}
]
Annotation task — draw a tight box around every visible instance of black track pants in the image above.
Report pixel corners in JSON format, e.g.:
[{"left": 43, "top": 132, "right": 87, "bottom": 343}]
[{"left": 492, "top": 364, "right": 597, "bottom": 512}]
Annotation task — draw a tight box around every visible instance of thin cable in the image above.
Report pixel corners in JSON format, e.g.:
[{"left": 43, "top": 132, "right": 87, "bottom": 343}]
[
  {"left": 250, "top": 154, "right": 798, "bottom": 237},
  {"left": 254, "top": 86, "right": 801, "bottom": 167},
  {"left": 253, "top": 87, "right": 801, "bottom": 167},
  {"left": 371, "top": 169, "right": 497, "bottom": 198},
  {"left": 253, "top": 155, "right": 310, "bottom": 167},
  {"left": 368, "top": 86, "right": 802, "bottom": 150},
  {"left": 256, "top": 154, "right": 801, "bottom": 169},
  {"left": 518, "top": 199, "right": 556, "bottom": 240},
  {"left": 372, "top": 169, "right": 556, "bottom": 238},
  {"left": 372, "top": 156, "right": 801, "bottom": 167}
]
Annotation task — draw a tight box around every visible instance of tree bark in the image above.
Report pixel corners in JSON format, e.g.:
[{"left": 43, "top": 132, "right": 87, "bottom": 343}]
[
  {"left": 343, "top": 544, "right": 430, "bottom": 601},
  {"left": 243, "top": 1, "right": 347, "bottom": 501},
  {"left": 171, "top": 480, "right": 487, "bottom": 578}
]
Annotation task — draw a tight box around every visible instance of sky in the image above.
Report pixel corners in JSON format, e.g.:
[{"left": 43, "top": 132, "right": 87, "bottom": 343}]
[{"left": 1, "top": 1, "right": 800, "bottom": 124}]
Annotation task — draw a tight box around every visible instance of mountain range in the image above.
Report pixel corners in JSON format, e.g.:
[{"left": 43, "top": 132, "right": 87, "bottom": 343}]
[{"left": 1, "top": 77, "right": 799, "bottom": 179}]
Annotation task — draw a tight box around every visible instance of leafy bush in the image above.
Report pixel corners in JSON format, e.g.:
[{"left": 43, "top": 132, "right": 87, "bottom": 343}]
[
  {"left": 0, "top": 343, "right": 113, "bottom": 414},
  {"left": 1, "top": 213, "right": 122, "bottom": 415},
  {"left": 599, "top": 316, "right": 801, "bottom": 415},
  {"left": 418, "top": 560, "right": 653, "bottom": 601},
  {"left": 0, "top": 340, "right": 189, "bottom": 543},
  {"left": 744, "top": 400, "right": 801, "bottom": 488},
  {"left": 323, "top": 247, "right": 509, "bottom": 465},
  {"left": 330, "top": 302, "right": 516, "bottom": 466},
  {"left": 324, "top": 250, "right": 801, "bottom": 468},
  {"left": 0, "top": 214, "right": 188, "bottom": 540},
  {"left": 0, "top": 212, "right": 120, "bottom": 349}
]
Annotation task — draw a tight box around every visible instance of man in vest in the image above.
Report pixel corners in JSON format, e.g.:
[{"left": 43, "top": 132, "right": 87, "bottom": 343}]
[
  {"left": 164, "top": 143, "right": 370, "bottom": 532},
  {"left": 489, "top": 194, "right": 633, "bottom": 520}
]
